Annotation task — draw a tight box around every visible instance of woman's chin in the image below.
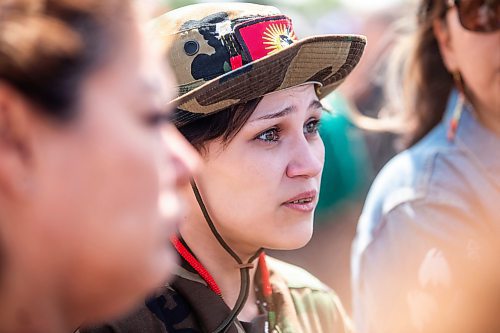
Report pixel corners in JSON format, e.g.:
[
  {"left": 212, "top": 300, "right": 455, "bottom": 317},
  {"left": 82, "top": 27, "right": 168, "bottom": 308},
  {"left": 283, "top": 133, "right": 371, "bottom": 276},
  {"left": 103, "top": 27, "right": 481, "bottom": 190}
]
[{"left": 267, "top": 227, "right": 313, "bottom": 250}]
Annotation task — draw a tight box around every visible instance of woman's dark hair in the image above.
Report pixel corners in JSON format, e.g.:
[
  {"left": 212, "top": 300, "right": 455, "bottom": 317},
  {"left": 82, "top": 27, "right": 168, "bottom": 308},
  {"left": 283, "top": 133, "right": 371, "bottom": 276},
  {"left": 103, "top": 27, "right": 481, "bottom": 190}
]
[
  {"left": 178, "top": 97, "right": 262, "bottom": 152},
  {"left": 0, "top": 0, "right": 131, "bottom": 120},
  {"left": 401, "top": 0, "right": 453, "bottom": 146}
]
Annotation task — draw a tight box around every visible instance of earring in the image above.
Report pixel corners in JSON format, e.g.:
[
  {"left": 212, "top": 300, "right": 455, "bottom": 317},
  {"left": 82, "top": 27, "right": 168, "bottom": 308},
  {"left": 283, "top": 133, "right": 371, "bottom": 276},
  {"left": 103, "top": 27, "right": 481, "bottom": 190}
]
[{"left": 447, "top": 71, "right": 465, "bottom": 141}]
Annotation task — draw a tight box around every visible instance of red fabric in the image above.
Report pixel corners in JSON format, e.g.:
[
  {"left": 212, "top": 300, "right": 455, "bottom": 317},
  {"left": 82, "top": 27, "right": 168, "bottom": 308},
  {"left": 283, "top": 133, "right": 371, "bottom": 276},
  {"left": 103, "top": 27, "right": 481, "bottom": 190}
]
[
  {"left": 171, "top": 236, "right": 222, "bottom": 296},
  {"left": 258, "top": 252, "right": 272, "bottom": 298},
  {"left": 230, "top": 55, "right": 243, "bottom": 70},
  {"left": 237, "top": 18, "right": 297, "bottom": 61},
  {"left": 171, "top": 236, "right": 272, "bottom": 303}
]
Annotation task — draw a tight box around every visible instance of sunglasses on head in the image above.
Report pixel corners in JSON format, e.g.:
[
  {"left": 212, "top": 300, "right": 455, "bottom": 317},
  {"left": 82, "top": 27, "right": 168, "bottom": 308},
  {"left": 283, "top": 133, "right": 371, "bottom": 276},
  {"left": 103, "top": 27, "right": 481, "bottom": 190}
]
[{"left": 446, "top": 0, "right": 500, "bottom": 32}]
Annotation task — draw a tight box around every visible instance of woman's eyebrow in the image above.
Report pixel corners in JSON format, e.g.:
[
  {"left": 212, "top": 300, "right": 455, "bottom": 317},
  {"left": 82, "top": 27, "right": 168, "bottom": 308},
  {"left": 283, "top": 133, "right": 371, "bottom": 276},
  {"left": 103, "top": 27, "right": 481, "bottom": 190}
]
[
  {"left": 250, "top": 99, "right": 323, "bottom": 123},
  {"left": 309, "top": 99, "right": 323, "bottom": 112},
  {"left": 251, "top": 105, "right": 296, "bottom": 122}
]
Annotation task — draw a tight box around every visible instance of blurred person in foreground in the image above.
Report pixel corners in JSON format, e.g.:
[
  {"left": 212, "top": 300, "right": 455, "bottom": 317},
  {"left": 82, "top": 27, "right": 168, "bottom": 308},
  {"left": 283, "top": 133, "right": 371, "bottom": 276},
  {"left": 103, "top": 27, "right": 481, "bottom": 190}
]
[
  {"left": 81, "top": 2, "right": 365, "bottom": 332},
  {"left": 0, "top": 0, "right": 198, "bottom": 332},
  {"left": 352, "top": 0, "right": 500, "bottom": 332}
]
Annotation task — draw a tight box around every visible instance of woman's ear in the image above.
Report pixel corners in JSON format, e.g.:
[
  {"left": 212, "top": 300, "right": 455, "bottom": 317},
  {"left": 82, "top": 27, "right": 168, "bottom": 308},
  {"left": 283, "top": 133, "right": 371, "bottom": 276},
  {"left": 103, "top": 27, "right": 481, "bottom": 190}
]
[
  {"left": 0, "top": 83, "right": 36, "bottom": 199},
  {"left": 433, "top": 15, "right": 458, "bottom": 73}
]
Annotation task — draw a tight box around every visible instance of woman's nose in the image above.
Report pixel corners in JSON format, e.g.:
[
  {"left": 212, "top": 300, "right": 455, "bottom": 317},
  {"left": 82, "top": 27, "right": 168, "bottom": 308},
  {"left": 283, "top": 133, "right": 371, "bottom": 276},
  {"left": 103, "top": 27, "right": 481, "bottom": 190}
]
[{"left": 285, "top": 136, "right": 324, "bottom": 179}]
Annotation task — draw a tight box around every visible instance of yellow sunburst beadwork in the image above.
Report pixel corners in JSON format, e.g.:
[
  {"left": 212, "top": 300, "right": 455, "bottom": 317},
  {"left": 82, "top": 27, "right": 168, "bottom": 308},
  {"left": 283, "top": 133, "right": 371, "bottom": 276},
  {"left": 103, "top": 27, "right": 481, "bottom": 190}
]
[{"left": 262, "top": 23, "right": 297, "bottom": 55}]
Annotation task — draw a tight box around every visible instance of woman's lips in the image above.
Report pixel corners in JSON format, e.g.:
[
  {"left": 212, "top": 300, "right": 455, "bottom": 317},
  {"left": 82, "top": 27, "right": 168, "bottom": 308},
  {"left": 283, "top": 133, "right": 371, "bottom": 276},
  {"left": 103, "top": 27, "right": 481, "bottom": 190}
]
[{"left": 282, "top": 190, "right": 317, "bottom": 212}]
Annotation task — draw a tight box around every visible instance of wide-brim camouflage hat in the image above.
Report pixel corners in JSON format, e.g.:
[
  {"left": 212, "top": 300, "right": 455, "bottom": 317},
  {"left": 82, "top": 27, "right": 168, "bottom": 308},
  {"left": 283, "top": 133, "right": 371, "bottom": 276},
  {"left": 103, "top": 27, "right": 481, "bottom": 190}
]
[{"left": 150, "top": 2, "right": 366, "bottom": 127}]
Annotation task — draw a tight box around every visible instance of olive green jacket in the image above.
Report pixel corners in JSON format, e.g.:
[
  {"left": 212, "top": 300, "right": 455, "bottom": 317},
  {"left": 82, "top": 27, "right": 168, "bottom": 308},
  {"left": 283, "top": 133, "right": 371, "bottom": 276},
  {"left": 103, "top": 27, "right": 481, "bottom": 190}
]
[{"left": 80, "top": 255, "right": 352, "bottom": 333}]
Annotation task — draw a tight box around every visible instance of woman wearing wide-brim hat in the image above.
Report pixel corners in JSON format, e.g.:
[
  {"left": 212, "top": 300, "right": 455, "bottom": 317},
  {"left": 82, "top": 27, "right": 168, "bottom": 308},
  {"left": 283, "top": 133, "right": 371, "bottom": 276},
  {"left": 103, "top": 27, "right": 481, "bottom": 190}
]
[{"left": 82, "top": 2, "right": 365, "bottom": 333}]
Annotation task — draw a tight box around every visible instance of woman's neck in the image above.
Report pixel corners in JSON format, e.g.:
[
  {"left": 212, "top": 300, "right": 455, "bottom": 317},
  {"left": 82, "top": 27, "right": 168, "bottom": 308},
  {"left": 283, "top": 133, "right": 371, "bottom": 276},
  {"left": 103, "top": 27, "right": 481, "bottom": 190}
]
[
  {"left": 468, "top": 92, "right": 500, "bottom": 136},
  {"left": 475, "top": 106, "right": 500, "bottom": 136},
  {"left": 0, "top": 265, "right": 70, "bottom": 333},
  {"left": 180, "top": 219, "right": 261, "bottom": 322}
]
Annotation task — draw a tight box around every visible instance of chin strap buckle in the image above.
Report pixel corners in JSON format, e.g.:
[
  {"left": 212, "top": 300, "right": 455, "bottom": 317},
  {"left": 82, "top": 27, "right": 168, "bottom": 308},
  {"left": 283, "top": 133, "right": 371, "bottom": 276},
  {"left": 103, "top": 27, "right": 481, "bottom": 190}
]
[{"left": 237, "top": 263, "right": 255, "bottom": 269}]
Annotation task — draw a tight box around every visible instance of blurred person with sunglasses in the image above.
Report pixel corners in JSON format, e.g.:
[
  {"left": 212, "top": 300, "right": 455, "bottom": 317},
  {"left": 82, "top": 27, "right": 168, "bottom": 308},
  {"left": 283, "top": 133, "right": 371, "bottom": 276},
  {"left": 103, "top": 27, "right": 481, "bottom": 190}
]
[
  {"left": 0, "top": 0, "right": 198, "bottom": 332},
  {"left": 351, "top": 0, "right": 500, "bottom": 332}
]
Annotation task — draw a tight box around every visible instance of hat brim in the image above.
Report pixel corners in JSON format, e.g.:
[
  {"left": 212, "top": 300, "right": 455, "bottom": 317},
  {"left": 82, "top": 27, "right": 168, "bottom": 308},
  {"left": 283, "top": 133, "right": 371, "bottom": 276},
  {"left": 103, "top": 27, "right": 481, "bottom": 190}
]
[{"left": 172, "top": 34, "right": 366, "bottom": 126}]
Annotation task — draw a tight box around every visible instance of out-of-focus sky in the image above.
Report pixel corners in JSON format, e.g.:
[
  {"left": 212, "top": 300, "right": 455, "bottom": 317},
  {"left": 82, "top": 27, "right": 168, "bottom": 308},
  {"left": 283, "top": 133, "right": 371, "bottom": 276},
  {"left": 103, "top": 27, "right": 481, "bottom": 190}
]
[
  {"left": 165, "top": 0, "right": 412, "bottom": 15},
  {"left": 271, "top": 0, "right": 406, "bottom": 11}
]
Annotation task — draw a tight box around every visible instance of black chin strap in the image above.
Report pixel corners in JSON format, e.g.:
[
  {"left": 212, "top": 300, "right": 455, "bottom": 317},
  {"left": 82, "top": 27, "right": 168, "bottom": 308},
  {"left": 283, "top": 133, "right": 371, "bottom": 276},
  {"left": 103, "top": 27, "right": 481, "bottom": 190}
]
[{"left": 190, "top": 180, "right": 263, "bottom": 333}]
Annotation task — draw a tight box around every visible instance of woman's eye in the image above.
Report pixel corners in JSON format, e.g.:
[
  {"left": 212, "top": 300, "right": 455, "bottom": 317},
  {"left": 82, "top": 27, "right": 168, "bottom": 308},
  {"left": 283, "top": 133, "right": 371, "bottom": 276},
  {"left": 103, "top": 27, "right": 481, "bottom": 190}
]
[
  {"left": 304, "top": 119, "right": 320, "bottom": 136},
  {"left": 256, "top": 127, "right": 281, "bottom": 143}
]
